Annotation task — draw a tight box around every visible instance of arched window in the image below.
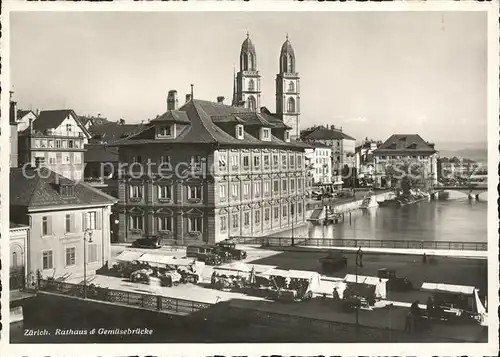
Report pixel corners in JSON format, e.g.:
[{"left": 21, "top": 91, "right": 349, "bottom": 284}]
[
  {"left": 247, "top": 96, "right": 256, "bottom": 111},
  {"left": 288, "top": 81, "right": 294, "bottom": 93},
  {"left": 248, "top": 53, "right": 255, "bottom": 70},
  {"left": 287, "top": 55, "right": 294, "bottom": 73},
  {"left": 248, "top": 79, "right": 255, "bottom": 91},
  {"left": 12, "top": 252, "right": 17, "bottom": 268},
  {"left": 287, "top": 97, "right": 295, "bottom": 113},
  {"left": 242, "top": 53, "right": 248, "bottom": 71}
]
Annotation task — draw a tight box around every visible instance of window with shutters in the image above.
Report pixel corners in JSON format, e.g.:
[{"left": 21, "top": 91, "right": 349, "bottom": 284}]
[
  {"left": 130, "top": 185, "right": 143, "bottom": 199},
  {"left": 88, "top": 244, "right": 98, "bottom": 263},
  {"left": 42, "top": 216, "right": 51, "bottom": 236},
  {"left": 65, "top": 247, "right": 76, "bottom": 267},
  {"left": 220, "top": 216, "right": 227, "bottom": 232},
  {"left": 273, "top": 154, "right": 279, "bottom": 167},
  {"left": 298, "top": 202, "right": 303, "bottom": 215},
  {"left": 130, "top": 216, "right": 143, "bottom": 230},
  {"left": 274, "top": 207, "right": 279, "bottom": 220},
  {"left": 243, "top": 183, "right": 250, "bottom": 196},
  {"left": 282, "top": 179, "right": 287, "bottom": 192},
  {"left": 158, "top": 185, "right": 172, "bottom": 200},
  {"left": 263, "top": 154, "right": 270, "bottom": 167},
  {"left": 290, "top": 179, "right": 295, "bottom": 191},
  {"left": 189, "top": 217, "right": 202, "bottom": 232},
  {"left": 65, "top": 214, "right": 74, "bottom": 234},
  {"left": 84, "top": 211, "right": 99, "bottom": 230},
  {"left": 282, "top": 205, "right": 287, "bottom": 217},
  {"left": 254, "top": 210, "right": 261, "bottom": 224},
  {"left": 254, "top": 182, "right": 260, "bottom": 197},
  {"left": 273, "top": 180, "right": 279, "bottom": 193},
  {"left": 188, "top": 185, "right": 201, "bottom": 200},
  {"left": 219, "top": 184, "right": 226, "bottom": 199},
  {"left": 253, "top": 156, "right": 260, "bottom": 168},
  {"left": 244, "top": 212, "right": 250, "bottom": 226},
  {"left": 158, "top": 216, "right": 173, "bottom": 231},
  {"left": 42, "top": 250, "right": 53, "bottom": 270},
  {"left": 231, "top": 183, "right": 238, "bottom": 198},
  {"left": 264, "top": 208, "right": 270, "bottom": 221},
  {"left": 232, "top": 214, "right": 239, "bottom": 228}
]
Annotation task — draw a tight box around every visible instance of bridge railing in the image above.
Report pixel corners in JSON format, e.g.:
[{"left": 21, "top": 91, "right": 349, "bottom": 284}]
[
  {"left": 37, "top": 278, "right": 211, "bottom": 315},
  {"left": 231, "top": 236, "right": 487, "bottom": 251}
]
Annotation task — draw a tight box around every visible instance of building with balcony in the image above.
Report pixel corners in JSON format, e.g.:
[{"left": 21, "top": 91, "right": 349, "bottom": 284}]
[
  {"left": 372, "top": 134, "right": 438, "bottom": 189},
  {"left": 304, "top": 142, "right": 332, "bottom": 186},
  {"left": 10, "top": 167, "right": 117, "bottom": 280},
  {"left": 18, "top": 109, "right": 91, "bottom": 181},
  {"left": 300, "top": 124, "right": 356, "bottom": 187},
  {"left": 113, "top": 93, "right": 309, "bottom": 244}
]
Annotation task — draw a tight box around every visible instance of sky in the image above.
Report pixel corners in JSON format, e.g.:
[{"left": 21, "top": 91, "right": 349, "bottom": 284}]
[{"left": 10, "top": 11, "right": 487, "bottom": 145}]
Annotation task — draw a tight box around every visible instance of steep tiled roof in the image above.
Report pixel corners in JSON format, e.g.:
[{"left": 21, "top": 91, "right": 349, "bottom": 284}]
[
  {"left": 84, "top": 144, "right": 119, "bottom": 162},
  {"left": 301, "top": 126, "right": 355, "bottom": 141},
  {"left": 17, "top": 110, "right": 35, "bottom": 119},
  {"left": 373, "top": 134, "right": 436, "bottom": 155},
  {"left": 10, "top": 167, "right": 117, "bottom": 209},
  {"left": 151, "top": 110, "right": 190, "bottom": 124},
  {"left": 89, "top": 122, "right": 145, "bottom": 143},
  {"left": 33, "top": 110, "right": 77, "bottom": 131},
  {"left": 113, "top": 99, "right": 302, "bottom": 149}
]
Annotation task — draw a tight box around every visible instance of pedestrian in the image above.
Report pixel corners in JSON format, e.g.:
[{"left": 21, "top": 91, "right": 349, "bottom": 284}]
[
  {"left": 404, "top": 311, "right": 413, "bottom": 332},
  {"left": 332, "top": 287, "right": 340, "bottom": 300},
  {"left": 422, "top": 253, "right": 427, "bottom": 264},
  {"left": 426, "top": 296, "right": 434, "bottom": 319},
  {"left": 357, "top": 248, "right": 363, "bottom": 267}
]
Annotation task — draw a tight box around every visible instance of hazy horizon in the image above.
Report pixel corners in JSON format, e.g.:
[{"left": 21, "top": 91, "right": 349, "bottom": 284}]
[{"left": 10, "top": 11, "right": 487, "bottom": 145}]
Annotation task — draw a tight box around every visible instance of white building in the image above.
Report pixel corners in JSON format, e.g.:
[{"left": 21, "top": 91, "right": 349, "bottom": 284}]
[{"left": 305, "top": 142, "right": 332, "bottom": 185}]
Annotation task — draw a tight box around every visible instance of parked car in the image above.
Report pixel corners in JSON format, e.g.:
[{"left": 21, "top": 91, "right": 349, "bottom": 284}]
[
  {"left": 215, "top": 240, "right": 247, "bottom": 260},
  {"left": 186, "top": 244, "right": 223, "bottom": 266},
  {"left": 131, "top": 237, "right": 162, "bottom": 249}
]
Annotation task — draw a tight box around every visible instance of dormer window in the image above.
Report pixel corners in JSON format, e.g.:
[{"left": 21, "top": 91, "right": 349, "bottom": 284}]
[
  {"left": 158, "top": 125, "right": 172, "bottom": 137},
  {"left": 260, "top": 127, "right": 271, "bottom": 141},
  {"left": 236, "top": 124, "right": 244, "bottom": 140},
  {"left": 60, "top": 184, "right": 74, "bottom": 197},
  {"left": 285, "top": 130, "right": 291, "bottom": 142}
]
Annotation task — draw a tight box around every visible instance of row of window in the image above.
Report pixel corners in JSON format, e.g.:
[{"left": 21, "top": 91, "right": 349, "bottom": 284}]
[
  {"left": 33, "top": 137, "right": 84, "bottom": 149},
  {"left": 219, "top": 178, "right": 304, "bottom": 199},
  {"left": 220, "top": 203, "right": 304, "bottom": 231},
  {"left": 36, "top": 152, "right": 83, "bottom": 165},
  {"left": 41, "top": 245, "right": 98, "bottom": 271},
  {"left": 314, "top": 168, "right": 330, "bottom": 174},
  {"left": 315, "top": 158, "right": 329, "bottom": 164},
  {"left": 129, "top": 216, "right": 202, "bottom": 232},
  {"left": 42, "top": 211, "right": 100, "bottom": 236},
  {"left": 129, "top": 185, "right": 201, "bottom": 200},
  {"left": 378, "top": 155, "right": 430, "bottom": 160},
  {"left": 219, "top": 153, "right": 303, "bottom": 171}
]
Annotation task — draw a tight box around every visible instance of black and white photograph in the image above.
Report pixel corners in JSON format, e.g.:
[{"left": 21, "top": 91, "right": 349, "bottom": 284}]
[{"left": 2, "top": 1, "right": 498, "bottom": 355}]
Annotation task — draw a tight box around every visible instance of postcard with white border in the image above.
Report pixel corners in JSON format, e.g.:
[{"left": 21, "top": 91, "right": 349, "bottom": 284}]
[{"left": 1, "top": 1, "right": 499, "bottom": 356}]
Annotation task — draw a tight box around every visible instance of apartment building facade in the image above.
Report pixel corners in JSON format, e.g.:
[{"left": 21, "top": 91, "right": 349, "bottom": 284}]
[
  {"left": 114, "top": 94, "right": 309, "bottom": 244},
  {"left": 18, "top": 109, "right": 91, "bottom": 181},
  {"left": 10, "top": 167, "right": 117, "bottom": 280}
]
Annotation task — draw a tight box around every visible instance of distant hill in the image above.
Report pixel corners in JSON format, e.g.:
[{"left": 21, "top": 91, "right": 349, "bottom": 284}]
[{"left": 436, "top": 142, "right": 487, "bottom": 161}]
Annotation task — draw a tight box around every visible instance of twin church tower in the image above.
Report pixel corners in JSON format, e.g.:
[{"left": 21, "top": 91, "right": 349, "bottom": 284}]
[{"left": 232, "top": 33, "right": 301, "bottom": 139}]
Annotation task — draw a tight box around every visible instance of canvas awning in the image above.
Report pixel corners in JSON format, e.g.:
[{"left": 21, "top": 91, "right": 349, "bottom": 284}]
[
  {"left": 421, "top": 282, "right": 475, "bottom": 295},
  {"left": 344, "top": 274, "right": 388, "bottom": 285},
  {"left": 114, "top": 250, "right": 144, "bottom": 263},
  {"left": 136, "top": 254, "right": 196, "bottom": 267}
]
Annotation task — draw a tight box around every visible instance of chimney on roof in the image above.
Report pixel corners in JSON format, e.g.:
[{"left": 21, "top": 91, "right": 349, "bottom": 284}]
[
  {"left": 330, "top": 125, "right": 335, "bottom": 130},
  {"left": 167, "top": 90, "right": 179, "bottom": 111},
  {"left": 190, "top": 84, "right": 194, "bottom": 100},
  {"left": 217, "top": 96, "right": 225, "bottom": 104},
  {"left": 29, "top": 118, "right": 34, "bottom": 134},
  {"left": 119, "top": 118, "right": 125, "bottom": 125},
  {"left": 36, "top": 109, "right": 39, "bottom": 116},
  {"left": 185, "top": 94, "right": 192, "bottom": 103},
  {"left": 340, "top": 127, "right": 343, "bottom": 132},
  {"left": 97, "top": 113, "right": 101, "bottom": 118}
]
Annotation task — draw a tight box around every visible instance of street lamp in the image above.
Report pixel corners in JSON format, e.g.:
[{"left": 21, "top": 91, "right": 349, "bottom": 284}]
[
  {"left": 355, "top": 247, "right": 362, "bottom": 332},
  {"left": 83, "top": 228, "right": 93, "bottom": 299}
]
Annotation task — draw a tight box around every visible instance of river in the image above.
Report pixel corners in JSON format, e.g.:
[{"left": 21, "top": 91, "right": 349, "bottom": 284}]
[{"left": 307, "top": 197, "right": 487, "bottom": 242}]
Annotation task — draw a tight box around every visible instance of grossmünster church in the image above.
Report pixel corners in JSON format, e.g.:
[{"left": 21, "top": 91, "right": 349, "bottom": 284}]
[{"left": 232, "top": 33, "right": 301, "bottom": 139}]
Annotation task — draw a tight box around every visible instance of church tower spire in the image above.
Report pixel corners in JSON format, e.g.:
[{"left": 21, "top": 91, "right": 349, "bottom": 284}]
[
  {"left": 276, "top": 35, "right": 300, "bottom": 139},
  {"left": 235, "top": 32, "right": 261, "bottom": 112}
]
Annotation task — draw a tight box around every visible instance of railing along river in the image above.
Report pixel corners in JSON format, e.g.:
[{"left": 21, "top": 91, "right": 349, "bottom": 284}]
[{"left": 231, "top": 237, "right": 488, "bottom": 251}]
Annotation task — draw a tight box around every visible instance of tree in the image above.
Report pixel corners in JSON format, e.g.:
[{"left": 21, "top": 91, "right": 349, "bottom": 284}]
[{"left": 384, "top": 159, "right": 426, "bottom": 194}]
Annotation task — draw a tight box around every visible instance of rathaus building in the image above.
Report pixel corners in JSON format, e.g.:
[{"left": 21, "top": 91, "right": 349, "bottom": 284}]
[{"left": 114, "top": 34, "right": 309, "bottom": 244}]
